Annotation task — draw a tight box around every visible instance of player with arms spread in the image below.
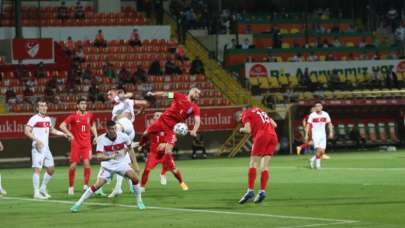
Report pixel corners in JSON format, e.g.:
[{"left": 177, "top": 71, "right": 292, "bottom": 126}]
[
  {"left": 70, "top": 120, "right": 144, "bottom": 212},
  {"left": 25, "top": 100, "right": 70, "bottom": 199},
  {"left": 239, "top": 105, "right": 278, "bottom": 204},
  {"left": 305, "top": 103, "right": 333, "bottom": 169},
  {"left": 145, "top": 88, "right": 202, "bottom": 190},
  {"left": 60, "top": 98, "right": 98, "bottom": 195}
]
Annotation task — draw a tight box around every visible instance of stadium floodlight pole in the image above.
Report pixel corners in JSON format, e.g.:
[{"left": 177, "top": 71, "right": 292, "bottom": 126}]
[{"left": 14, "top": 0, "right": 22, "bottom": 38}]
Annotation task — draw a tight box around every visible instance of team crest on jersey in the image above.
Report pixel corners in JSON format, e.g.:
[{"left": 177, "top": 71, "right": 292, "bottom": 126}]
[
  {"left": 186, "top": 107, "right": 193, "bottom": 114},
  {"left": 159, "top": 131, "right": 165, "bottom": 136}
]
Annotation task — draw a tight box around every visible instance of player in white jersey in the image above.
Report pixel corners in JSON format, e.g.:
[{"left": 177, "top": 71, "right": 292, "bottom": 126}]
[
  {"left": 305, "top": 103, "right": 334, "bottom": 169},
  {"left": 24, "top": 100, "right": 70, "bottom": 199},
  {"left": 70, "top": 120, "right": 144, "bottom": 212},
  {"left": 0, "top": 140, "right": 6, "bottom": 196},
  {"left": 101, "top": 89, "right": 148, "bottom": 198}
]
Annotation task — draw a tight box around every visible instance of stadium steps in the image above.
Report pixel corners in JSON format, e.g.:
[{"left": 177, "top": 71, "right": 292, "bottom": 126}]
[{"left": 217, "top": 123, "right": 251, "bottom": 156}]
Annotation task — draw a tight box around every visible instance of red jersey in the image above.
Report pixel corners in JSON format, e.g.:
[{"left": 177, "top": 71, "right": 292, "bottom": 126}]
[
  {"left": 241, "top": 107, "right": 276, "bottom": 139},
  {"left": 63, "top": 111, "right": 94, "bottom": 147},
  {"left": 159, "top": 92, "right": 200, "bottom": 128}
]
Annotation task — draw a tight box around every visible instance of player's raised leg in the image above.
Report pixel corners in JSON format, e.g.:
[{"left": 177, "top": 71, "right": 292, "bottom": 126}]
[
  {"left": 239, "top": 156, "right": 257, "bottom": 204},
  {"left": 163, "top": 143, "right": 188, "bottom": 191},
  {"left": 71, "top": 173, "right": 108, "bottom": 212}
]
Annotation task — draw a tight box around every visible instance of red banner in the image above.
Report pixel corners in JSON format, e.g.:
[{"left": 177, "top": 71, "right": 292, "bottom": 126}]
[
  {"left": 12, "top": 38, "right": 54, "bottom": 62},
  {"left": 0, "top": 107, "right": 242, "bottom": 139}
]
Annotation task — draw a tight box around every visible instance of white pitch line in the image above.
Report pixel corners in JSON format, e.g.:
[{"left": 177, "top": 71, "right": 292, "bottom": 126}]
[
  {"left": 271, "top": 166, "right": 405, "bottom": 171},
  {"left": 278, "top": 221, "right": 356, "bottom": 228},
  {"left": 2, "top": 196, "right": 358, "bottom": 227}
]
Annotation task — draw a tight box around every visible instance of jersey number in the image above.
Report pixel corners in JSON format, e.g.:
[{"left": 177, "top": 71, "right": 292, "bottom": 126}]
[
  {"left": 81, "top": 125, "right": 86, "bottom": 132},
  {"left": 256, "top": 111, "right": 271, "bottom": 124}
]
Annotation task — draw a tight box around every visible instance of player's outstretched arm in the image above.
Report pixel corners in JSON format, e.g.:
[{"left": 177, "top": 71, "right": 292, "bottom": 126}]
[
  {"left": 239, "top": 122, "right": 252, "bottom": 134},
  {"left": 190, "top": 116, "right": 201, "bottom": 137},
  {"left": 50, "top": 127, "right": 69, "bottom": 139},
  {"left": 95, "top": 152, "right": 115, "bottom": 161},
  {"left": 59, "top": 121, "right": 74, "bottom": 140},
  {"left": 327, "top": 122, "right": 334, "bottom": 139},
  {"left": 304, "top": 124, "right": 311, "bottom": 142},
  {"left": 146, "top": 91, "right": 172, "bottom": 98},
  {"left": 270, "top": 118, "right": 277, "bottom": 128}
]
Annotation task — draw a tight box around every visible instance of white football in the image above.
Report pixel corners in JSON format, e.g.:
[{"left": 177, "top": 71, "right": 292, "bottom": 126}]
[{"left": 173, "top": 123, "right": 188, "bottom": 136}]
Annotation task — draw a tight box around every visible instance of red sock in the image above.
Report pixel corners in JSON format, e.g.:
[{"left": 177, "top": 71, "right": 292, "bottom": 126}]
[
  {"left": 90, "top": 185, "right": 98, "bottom": 192},
  {"left": 316, "top": 154, "right": 321, "bottom": 159},
  {"left": 83, "top": 167, "right": 91, "bottom": 186},
  {"left": 160, "top": 167, "right": 167, "bottom": 175},
  {"left": 260, "top": 170, "right": 269, "bottom": 191},
  {"left": 141, "top": 169, "right": 150, "bottom": 187},
  {"left": 172, "top": 170, "right": 183, "bottom": 183},
  {"left": 130, "top": 176, "right": 139, "bottom": 185},
  {"left": 68, "top": 168, "right": 76, "bottom": 187},
  {"left": 248, "top": 168, "right": 256, "bottom": 190},
  {"left": 300, "top": 143, "right": 310, "bottom": 149}
]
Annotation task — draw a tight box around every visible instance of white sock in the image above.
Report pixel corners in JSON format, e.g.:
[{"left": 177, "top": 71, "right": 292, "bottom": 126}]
[
  {"left": 0, "top": 174, "right": 3, "bottom": 190},
  {"left": 310, "top": 156, "right": 316, "bottom": 162},
  {"left": 114, "top": 175, "right": 123, "bottom": 191},
  {"left": 76, "top": 187, "right": 94, "bottom": 206},
  {"left": 33, "top": 173, "right": 40, "bottom": 194},
  {"left": 40, "top": 172, "right": 52, "bottom": 191},
  {"left": 315, "top": 158, "right": 321, "bottom": 169},
  {"left": 128, "top": 179, "right": 133, "bottom": 189},
  {"left": 133, "top": 183, "right": 142, "bottom": 202}
]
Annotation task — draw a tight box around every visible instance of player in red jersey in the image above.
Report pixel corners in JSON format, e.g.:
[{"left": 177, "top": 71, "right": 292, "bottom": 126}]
[
  {"left": 60, "top": 98, "right": 98, "bottom": 195},
  {"left": 145, "top": 88, "right": 202, "bottom": 191},
  {"left": 296, "top": 107, "right": 315, "bottom": 155},
  {"left": 238, "top": 105, "right": 278, "bottom": 204},
  {"left": 0, "top": 140, "right": 6, "bottom": 196}
]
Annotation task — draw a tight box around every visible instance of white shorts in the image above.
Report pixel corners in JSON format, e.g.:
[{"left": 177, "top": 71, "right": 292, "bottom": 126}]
[
  {"left": 117, "top": 118, "right": 135, "bottom": 141},
  {"left": 31, "top": 146, "right": 54, "bottom": 168},
  {"left": 313, "top": 137, "right": 327, "bottom": 149},
  {"left": 99, "top": 161, "right": 132, "bottom": 182}
]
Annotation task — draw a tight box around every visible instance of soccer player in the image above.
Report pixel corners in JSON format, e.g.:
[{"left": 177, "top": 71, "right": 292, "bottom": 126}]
[
  {"left": 0, "top": 140, "right": 6, "bottom": 196},
  {"left": 305, "top": 103, "right": 334, "bottom": 169},
  {"left": 70, "top": 120, "right": 144, "bottom": 212},
  {"left": 296, "top": 107, "right": 315, "bottom": 155},
  {"left": 139, "top": 112, "right": 185, "bottom": 190},
  {"left": 145, "top": 88, "right": 202, "bottom": 191},
  {"left": 25, "top": 100, "right": 70, "bottom": 199},
  {"left": 106, "top": 89, "right": 148, "bottom": 198},
  {"left": 238, "top": 105, "right": 278, "bottom": 204},
  {"left": 60, "top": 98, "right": 98, "bottom": 195}
]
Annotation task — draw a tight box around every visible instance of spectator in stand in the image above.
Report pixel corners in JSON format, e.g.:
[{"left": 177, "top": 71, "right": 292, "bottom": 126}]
[
  {"left": 332, "top": 37, "right": 342, "bottom": 47},
  {"left": 325, "top": 53, "right": 335, "bottom": 61},
  {"left": 224, "top": 39, "right": 238, "bottom": 50},
  {"left": 44, "top": 79, "right": 57, "bottom": 103},
  {"left": 74, "top": 1, "right": 85, "bottom": 19},
  {"left": 176, "top": 45, "right": 188, "bottom": 61},
  {"left": 5, "top": 88, "right": 17, "bottom": 104},
  {"left": 34, "top": 62, "right": 46, "bottom": 79},
  {"left": 102, "top": 61, "right": 116, "bottom": 80},
  {"left": 290, "top": 53, "right": 303, "bottom": 62},
  {"left": 293, "top": 39, "right": 301, "bottom": 48},
  {"left": 57, "top": 1, "right": 69, "bottom": 21},
  {"left": 129, "top": 29, "right": 142, "bottom": 47},
  {"left": 65, "top": 36, "right": 75, "bottom": 55},
  {"left": 358, "top": 37, "right": 367, "bottom": 48},
  {"left": 165, "top": 58, "right": 182, "bottom": 75},
  {"left": 133, "top": 65, "right": 147, "bottom": 83},
  {"left": 307, "top": 52, "right": 319, "bottom": 61},
  {"left": 190, "top": 56, "right": 205, "bottom": 74},
  {"left": 191, "top": 134, "right": 207, "bottom": 159},
  {"left": 88, "top": 82, "right": 105, "bottom": 103},
  {"left": 82, "top": 64, "right": 93, "bottom": 82},
  {"left": 394, "top": 23, "right": 405, "bottom": 51},
  {"left": 386, "top": 70, "right": 399, "bottom": 89},
  {"left": 322, "top": 38, "right": 330, "bottom": 48},
  {"left": 23, "top": 86, "right": 35, "bottom": 104},
  {"left": 241, "top": 38, "right": 251, "bottom": 50},
  {"left": 94, "top": 30, "right": 107, "bottom": 48},
  {"left": 300, "top": 68, "right": 311, "bottom": 89},
  {"left": 148, "top": 59, "right": 162, "bottom": 75},
  {"left": 15, "top": 61, "right": 28, "bottom": 81},
  {"left": 117, "top": 65, "right": 132, "bottom": 85},
  {"left": 73, "top": 46, "right": 85, "bottom": 63}
]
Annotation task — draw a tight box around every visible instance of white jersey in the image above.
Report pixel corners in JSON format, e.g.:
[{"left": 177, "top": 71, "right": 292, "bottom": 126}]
[
  {"left": 26, "top": 114, "right": 52, "bottom": 147},
  {"left": 307, "top": 111, "right": 331, "bottom": 139},
  {"left": 96, "top": 132, "right": 132, "bottom": 166},
  {"left": 111, "top": 96, "right": 135, "bottom": 122}
]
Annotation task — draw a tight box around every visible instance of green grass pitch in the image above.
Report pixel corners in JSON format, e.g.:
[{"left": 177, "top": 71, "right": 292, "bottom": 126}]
[{"left": 0, "top": 151, "right": 404, "bottom": 228}]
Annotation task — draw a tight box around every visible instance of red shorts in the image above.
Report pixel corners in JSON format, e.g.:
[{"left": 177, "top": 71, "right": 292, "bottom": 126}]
[
  {"left": 70, "top": 143, "right": 92, "bottom": 163},
  {"left": 145, "top": 151, "right": 176, "bottom": 171},
  {"left": 251, "top": 133, "right": 278, "bottom": 156},
  {"left": 147, "top": 120, "right": 177, "bottom": 146}
]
